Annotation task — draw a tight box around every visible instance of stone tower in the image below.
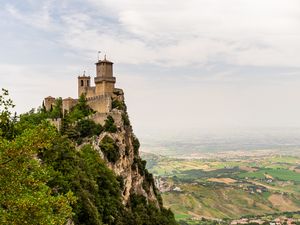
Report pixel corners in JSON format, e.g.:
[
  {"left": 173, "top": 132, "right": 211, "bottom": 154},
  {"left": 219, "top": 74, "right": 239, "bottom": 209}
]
[
  {"left": 78, "top": 73, "right": 91, "bottom": 97},
  {"left": 95, "top": 55, "right": 116, "bottom": 95},
  {"left": 44, "top": 96, "right": 55, "bottom": 111}
]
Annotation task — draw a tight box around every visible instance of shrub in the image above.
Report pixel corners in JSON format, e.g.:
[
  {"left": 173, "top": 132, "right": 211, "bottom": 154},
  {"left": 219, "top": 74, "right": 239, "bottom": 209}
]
[
  {"left": 103, "top": 116, "right": 117, "bottom": 133},
  {"left": 112, "top": 99, "right": 126, "bottom": 110},
  {"left": 129, "top": 194, "right": 177, "bottom": 225},
  {"left": 99, "top": 136, "right": 120, "bottom": 163},
  {"left": 76, "top": 119, "right": 103, "bottom": 138},
  {"left": 132, "top": 136, "right": 140, "bottom": 155},
  {"left": 122, "top": 113, "right": 130, "bottom": 126}
]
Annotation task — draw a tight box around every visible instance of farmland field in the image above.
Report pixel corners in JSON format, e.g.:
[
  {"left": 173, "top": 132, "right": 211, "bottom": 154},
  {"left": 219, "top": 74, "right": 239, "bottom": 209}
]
[{"left": 142, "top": 152, "right": 300, "bottom": 224}]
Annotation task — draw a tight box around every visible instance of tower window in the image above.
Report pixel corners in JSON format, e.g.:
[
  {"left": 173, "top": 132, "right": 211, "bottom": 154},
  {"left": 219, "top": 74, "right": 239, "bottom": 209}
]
[{"left": 81, "top": 80, "right": 84, "bottom": 86}]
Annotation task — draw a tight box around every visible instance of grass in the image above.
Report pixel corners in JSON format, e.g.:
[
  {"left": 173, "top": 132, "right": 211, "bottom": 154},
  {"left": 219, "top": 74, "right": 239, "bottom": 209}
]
[
  {"left": 239, "top": 168, "right": 300, "bottom": 182},
  {"left": 175, "top": 214, "right": 191, "bottom": 220}
]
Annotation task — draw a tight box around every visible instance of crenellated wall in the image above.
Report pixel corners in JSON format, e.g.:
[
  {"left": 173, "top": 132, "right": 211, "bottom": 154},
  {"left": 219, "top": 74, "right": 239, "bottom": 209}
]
[{"left": 86, "top": 94, "right": 112, "bottom": 114}]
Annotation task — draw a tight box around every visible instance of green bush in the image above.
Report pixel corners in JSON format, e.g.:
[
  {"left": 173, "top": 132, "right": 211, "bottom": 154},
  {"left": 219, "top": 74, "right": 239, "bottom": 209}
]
[
  {"left": 122, "top": 113, "right": 130, "bottom": 126},
  {"left": 132, "top": 136, "right": 140, "bottom": 155},
  {"left": 76, "top": 119, "right": 103, "bottom": 138},
  {"left": 129, "top": 194, "right": 177, "bottom": 225},
  {"left": 112, "top": 99, "right": 126, "bottom": 110},
  {"left": 50, "top": 98, "right": 63, "bottom": 119},
  {"left": 99, "top": 135, "right": 120, "bottom": 163},
  {"left": 103, "top": 116, "right": 117, "bottom": 133}
]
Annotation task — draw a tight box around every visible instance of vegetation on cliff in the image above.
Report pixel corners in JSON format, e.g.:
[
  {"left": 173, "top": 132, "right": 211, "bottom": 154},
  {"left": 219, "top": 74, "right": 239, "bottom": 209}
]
[{"left": 0, "top": 89, "right": 176, "bottom": 225}]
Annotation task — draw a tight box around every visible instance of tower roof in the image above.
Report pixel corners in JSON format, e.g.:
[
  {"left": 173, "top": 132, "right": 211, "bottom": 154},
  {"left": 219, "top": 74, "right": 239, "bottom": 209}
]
[
  {"left": 96, "top": 55, "right": 113, "bottom": 64},
  {"left": 78, "top": 71, "right": 91, "bottom": 78}
]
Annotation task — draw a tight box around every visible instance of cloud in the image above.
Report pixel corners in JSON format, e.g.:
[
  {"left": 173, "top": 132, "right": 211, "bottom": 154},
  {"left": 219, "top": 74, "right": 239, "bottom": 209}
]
[
  {"left": 3, "top": 0, "right": 300, "bottom": 67},
  {"left": 0, "top": 63, "right": 79, "bottom": 113},
  {"left": 2, "top": 0, "right": 300, "bottom": 134},
  {"left": 4, "top": 2, "right": 55, "bottom": 31},
  {"left": 59, "top": 0, "right": 300, "bottom": 67}
]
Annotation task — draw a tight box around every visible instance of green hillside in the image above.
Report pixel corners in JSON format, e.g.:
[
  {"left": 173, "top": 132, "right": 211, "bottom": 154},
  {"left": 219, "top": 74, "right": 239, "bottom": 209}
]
[
  {"left": 143, "top": 152, "right": 300, "bottom": 224},
  {"left": 0, "top": 89, "right": 176, "bottom": 225}
]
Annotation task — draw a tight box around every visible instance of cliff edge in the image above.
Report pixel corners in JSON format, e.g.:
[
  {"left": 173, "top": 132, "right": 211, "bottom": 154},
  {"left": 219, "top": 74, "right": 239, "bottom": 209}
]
[{"left": 91, "top": 88, "right": 162, "bottom": 208}]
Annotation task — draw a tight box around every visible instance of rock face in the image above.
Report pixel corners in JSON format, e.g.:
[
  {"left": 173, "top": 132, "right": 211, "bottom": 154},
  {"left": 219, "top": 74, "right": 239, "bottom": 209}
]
[{"left": 92, "top": 88, "right": 161, "bottom": 208}]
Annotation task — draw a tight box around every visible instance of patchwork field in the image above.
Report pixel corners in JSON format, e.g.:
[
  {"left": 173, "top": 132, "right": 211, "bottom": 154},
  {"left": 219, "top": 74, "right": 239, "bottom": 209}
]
[{"left": 142, "top": 153, "right": 300, "bottom": 224}]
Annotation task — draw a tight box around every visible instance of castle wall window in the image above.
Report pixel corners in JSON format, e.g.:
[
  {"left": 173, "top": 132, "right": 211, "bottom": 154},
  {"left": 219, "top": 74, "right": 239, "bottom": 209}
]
[{"left": 81, "top": 80, "right": 84, "bottom": 86}]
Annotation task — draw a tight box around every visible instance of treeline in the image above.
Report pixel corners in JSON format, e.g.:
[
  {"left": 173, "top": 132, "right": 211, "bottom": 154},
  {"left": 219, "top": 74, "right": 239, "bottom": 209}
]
[{"left": 0, "top": 89, "right": 176, "bottom": 225}]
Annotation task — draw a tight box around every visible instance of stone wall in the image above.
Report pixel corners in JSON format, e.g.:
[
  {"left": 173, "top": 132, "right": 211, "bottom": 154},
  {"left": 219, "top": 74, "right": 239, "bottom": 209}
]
[
  {"left": 86, "top": 94, "right": 112, "bottom": 113},
  {"left": 47, "top": 118, "right": 62, "bottom": 130}
]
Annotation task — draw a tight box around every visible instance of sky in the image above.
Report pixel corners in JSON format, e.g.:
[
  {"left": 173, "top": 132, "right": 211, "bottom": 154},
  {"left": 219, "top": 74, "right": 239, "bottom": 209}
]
[{"left": 1, "top": 0, "right": 300, "bottom": 137}]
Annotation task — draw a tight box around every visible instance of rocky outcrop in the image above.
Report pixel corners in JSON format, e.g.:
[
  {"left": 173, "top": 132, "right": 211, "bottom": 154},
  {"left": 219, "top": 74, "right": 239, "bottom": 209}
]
[{"left": 92, "top": 88, "right": 161, "bottom": 208}]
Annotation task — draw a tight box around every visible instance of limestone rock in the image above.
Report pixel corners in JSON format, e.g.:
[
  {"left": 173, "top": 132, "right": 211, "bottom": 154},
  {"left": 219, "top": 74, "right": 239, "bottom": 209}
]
[{"left": 94, "top": 89, "right": 161, "bottom": 208}]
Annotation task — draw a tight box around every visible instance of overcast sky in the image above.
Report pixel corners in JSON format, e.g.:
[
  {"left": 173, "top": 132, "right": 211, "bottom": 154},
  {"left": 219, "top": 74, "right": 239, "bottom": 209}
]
[{"left": 1, "top": 0, "right": 300, "bottom": 136}]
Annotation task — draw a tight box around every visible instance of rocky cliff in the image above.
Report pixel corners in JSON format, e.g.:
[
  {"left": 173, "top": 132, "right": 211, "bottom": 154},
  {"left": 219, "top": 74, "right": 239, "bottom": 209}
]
[
  {"left": 40, "top": 88, "right": 176, "bottom": 224},
  {"left": 91, "top": 88, "right": 162, "bottom": 209}
]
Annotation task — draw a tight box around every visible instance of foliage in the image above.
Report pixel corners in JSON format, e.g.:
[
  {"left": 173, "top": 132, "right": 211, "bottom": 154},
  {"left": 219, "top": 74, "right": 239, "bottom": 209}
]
[
  {"left": 62, "top": 119, "right": 103, "bottom": 144},
  {"left": 0, "top": 88, "right": 16, "bottom": 139},
  {"left": 76, "top": 119, "right": 103, "bottom": 138},
  {"left": 39, "top": 140, "right": 127, "bottom": 225},
  {"left": 0, "top": 90, "right": 177, "bottom": 225},
  {"left": 61, "top": 95, "right": 101, "bottom": 141},
  {"left": 122, "top": 113, "right": 130, "bottom": 126},
  {"left": 16, "top": 108, "right": 50, "bottom": 133},
  {"left": 132, "top": 135, "right": 140, "bottom": 155},
  {"left": 99, "top": 135, "right": 120, "bottom": 163},
  {"left": 112, "top": 99, "right": 126, "bottom": 110},
  {"left": 50, "top": 97, "right": 63, "bottom": 119},
  {"left": 103, "top": 115, "right": 117, "bottom": 133},
  {"left": 66, "top": 94, "right": 94, "bottom": 123},
  {"left": 40, "top": 136, "right": 177, "bottom": 225},
  {"left": 129, "top": 194, "right": 177, "bottom": 225},
  {"left": 0, "top": 124, "right": 74, "bottom": 225}
]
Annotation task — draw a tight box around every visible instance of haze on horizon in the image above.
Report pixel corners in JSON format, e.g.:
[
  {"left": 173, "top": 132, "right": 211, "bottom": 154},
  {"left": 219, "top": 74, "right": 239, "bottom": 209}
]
[{"left": 1, "top": 0, "right": 300, "bottom": 137}]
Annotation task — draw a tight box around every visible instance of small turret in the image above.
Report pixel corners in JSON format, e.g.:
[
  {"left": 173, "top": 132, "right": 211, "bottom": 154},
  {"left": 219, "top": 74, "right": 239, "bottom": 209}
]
[
  {"left": 44, "top": 96, "right": 55, "bottom": 111},
  {"left": 78, "top": 71, "right": 91, "bottom": 97}
]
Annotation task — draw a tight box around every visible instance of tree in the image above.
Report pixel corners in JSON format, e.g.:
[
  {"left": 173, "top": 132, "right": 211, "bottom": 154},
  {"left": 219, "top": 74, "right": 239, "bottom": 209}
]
[
  {"left": 99, "top": 135, "right": 120, "bottom": 163},
  {"left": 0, "top": 88, "right": 15, "bottom": 139},
  {"left": 0, "top": 124, "right": 74, "bottom": 225},
  {"left": 103, "top": 115, "right": 117, "bottom": 132},
  {"left": 64, "top": 94, "right": 94, "bottom": 123},
  {"left": 51, "top": 97, "right": 63, "bottom": 119}
]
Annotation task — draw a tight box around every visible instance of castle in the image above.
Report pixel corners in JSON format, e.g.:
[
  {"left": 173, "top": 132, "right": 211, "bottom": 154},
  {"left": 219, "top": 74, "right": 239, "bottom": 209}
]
[
  {"left": 42, "top": 57, "right": 165, "bottom": 210},
  {"left": 44, "top": 56, "right": 119, "bottom": 116}
]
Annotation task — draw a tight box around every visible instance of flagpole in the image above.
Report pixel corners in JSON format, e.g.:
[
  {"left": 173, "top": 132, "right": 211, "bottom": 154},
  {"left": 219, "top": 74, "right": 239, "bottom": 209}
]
[{"left": 97, "top": 51, "right": 101, "bottom": 61}]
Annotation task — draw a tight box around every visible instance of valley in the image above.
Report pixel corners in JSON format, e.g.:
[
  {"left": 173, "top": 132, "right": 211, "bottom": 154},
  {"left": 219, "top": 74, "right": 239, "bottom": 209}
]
[{"left": 142, "top": 151, "right": 300, "bottom": 224}]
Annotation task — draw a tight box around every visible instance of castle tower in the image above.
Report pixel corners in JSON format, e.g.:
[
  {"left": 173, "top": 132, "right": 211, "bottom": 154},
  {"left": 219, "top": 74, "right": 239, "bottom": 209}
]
[
  {"left": 78, "top": 73, "right": 91, "bottom": 97},
  {"left": 95, "top": 55, "right": 116, "bottom": 95},
  {"left": 44, "top": 96, "right": 55, "bottom": 111},
  {"left": 62, "top": 97, "right": 77, "bottom": 114}
]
